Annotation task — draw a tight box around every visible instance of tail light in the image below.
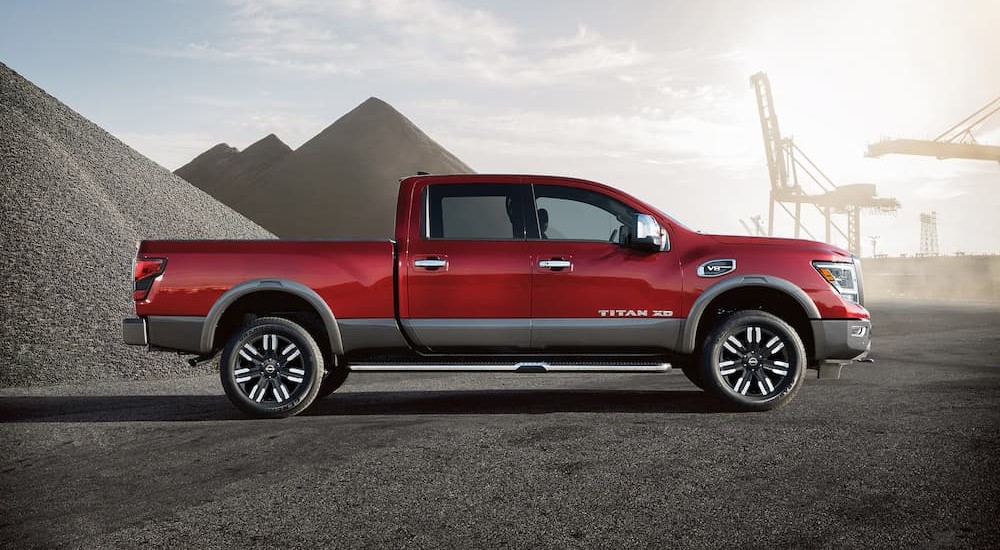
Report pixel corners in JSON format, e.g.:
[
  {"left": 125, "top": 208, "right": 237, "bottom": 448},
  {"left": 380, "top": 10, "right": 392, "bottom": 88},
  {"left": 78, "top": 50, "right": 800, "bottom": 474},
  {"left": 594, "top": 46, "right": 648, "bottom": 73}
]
[{"left": 133, "top": 257, "right": 166, "bottom": 300}]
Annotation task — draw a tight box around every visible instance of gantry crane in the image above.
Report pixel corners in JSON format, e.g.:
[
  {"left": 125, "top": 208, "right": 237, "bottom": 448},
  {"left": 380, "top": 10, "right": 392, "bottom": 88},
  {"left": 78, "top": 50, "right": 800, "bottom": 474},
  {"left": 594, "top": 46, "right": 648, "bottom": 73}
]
[
  {"left": 751, "top": 72, "right": 900, "bottom": 254},
  {"left": 866, "top": 96, "right": 1000, "bottom": 164}
]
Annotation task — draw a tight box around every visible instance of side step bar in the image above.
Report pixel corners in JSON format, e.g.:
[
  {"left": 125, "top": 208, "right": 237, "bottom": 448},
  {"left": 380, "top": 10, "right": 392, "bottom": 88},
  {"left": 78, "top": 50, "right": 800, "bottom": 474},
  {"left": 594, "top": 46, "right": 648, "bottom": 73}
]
[{"left": 349, "top": 362, "right": 672, "bottom": 373}]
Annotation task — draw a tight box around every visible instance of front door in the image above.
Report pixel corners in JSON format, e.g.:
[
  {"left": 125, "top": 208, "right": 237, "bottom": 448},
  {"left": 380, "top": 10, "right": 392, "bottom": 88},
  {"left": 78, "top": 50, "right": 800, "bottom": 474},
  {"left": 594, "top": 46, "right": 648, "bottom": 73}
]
[
  {"left": 403, "top": 182, "right": 534, "bottom": 351},
  {"left": 528, "top": 183, "right": 683, "bottom": 350}
]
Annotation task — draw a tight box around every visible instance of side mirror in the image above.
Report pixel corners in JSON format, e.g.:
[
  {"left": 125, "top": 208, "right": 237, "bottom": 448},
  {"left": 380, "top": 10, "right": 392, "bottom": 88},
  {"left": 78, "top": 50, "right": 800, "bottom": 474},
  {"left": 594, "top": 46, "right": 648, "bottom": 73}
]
[{"left": 629, "top": 213, "right": 669, "bottom": 252}]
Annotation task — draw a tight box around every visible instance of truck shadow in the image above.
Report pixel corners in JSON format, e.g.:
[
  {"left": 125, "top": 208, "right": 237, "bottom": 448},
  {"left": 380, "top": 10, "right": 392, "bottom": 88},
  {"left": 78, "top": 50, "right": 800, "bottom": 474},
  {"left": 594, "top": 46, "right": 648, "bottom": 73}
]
[{"left": 0, "top": 389, "right": 732, "bottom": 423}]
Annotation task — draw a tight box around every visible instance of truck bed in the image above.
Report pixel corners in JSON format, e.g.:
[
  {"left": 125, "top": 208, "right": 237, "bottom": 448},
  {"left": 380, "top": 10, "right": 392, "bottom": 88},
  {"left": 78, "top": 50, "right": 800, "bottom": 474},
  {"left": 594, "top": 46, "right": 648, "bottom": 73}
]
[{"left": 135, "top": 240, "right": 396, "bottom": 319}]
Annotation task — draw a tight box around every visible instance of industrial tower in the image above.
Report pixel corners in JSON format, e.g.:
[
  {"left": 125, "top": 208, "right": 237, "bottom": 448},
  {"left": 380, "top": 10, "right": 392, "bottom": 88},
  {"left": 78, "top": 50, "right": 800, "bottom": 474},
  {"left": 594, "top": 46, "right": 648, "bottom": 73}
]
[
  {"left": 751, "top": 72, "right": 901, "bottom": 255},
  {"left": 920, "top": 212, "right": 939, "bottom": 256}
]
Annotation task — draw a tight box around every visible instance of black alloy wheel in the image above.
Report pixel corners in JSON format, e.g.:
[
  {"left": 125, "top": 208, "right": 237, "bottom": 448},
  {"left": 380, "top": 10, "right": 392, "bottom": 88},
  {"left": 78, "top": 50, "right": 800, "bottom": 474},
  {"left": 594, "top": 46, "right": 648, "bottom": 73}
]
[
  {"left": 220, "top": 317, "right": 324, "bottom": 418},
  {"left": 700, "top": 310, "right": 806, "bottom": 411}
]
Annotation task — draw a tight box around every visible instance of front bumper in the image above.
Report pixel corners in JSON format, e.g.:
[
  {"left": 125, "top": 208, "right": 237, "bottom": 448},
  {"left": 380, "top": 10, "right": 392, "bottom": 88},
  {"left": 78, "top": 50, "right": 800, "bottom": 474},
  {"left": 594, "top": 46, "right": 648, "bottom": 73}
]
[
  {"left": 810, "top": 318, "right": 871, "bottom": 361},
  {"left": 123, "top": 317, "right": 148, "bottom": 346}
]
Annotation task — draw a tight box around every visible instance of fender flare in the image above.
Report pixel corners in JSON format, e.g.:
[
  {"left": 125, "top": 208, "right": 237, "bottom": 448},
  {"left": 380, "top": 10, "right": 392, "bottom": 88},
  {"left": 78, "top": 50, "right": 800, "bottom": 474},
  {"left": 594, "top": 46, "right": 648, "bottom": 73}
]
[
  {"left": 679, "top": 274, "right": 820, "bottom": 354},
  {"left": 199, "top": 279, "right": 344, "bottom": 355}
]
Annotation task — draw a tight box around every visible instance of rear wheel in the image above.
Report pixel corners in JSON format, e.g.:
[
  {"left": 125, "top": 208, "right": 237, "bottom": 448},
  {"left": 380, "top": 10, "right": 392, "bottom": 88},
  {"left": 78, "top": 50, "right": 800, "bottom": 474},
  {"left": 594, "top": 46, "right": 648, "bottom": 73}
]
[
  {"left": 700, "top": 311, "right": 806, "bottom": 411},
  {"left": 220, "top": 317, "right": 324, "bottom": 418}
]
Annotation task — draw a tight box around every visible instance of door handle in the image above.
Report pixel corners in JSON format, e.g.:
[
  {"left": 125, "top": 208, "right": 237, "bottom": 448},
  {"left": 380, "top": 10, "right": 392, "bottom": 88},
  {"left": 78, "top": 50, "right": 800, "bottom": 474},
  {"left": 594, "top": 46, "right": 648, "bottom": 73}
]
[
  {"left": 414, "top": 258, "right": 448, "bottom": 269},
  {"left": 538, "top": 259, "right": 572, "bottom": 270}
]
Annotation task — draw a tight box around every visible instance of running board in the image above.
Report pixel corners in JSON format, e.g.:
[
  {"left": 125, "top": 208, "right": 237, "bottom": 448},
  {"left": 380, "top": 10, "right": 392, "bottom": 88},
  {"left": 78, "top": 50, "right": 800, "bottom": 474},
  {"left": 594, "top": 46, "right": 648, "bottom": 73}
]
[{"left": 349, "top": 362, "right": 672, "bottom": 373}]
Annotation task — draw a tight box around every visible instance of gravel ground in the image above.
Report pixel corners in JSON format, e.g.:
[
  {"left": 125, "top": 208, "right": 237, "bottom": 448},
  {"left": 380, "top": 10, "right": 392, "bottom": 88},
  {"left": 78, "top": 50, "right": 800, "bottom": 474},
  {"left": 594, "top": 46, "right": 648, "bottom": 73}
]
[
  {"left": 1, "top": 300, "right": 998, "bottom": 548},
  {"left": 0, "top": 62, "right": 272, "bottom": 387}
]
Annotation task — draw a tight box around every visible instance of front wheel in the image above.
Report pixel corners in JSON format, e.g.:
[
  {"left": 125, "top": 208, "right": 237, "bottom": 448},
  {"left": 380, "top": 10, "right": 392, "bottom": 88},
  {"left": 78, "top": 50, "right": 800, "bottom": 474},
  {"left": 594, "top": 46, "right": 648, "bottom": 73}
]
[
  {"left": 220, "top": 317, "right": 325, "bottom": 418},
  {"left": 700, "top": 311, "right": 806, "bottom": 411}
]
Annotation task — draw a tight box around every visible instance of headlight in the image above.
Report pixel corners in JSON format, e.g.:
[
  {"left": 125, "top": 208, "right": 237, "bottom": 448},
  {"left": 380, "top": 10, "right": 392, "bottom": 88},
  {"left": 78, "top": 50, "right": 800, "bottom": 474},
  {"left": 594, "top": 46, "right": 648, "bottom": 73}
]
[{"left": 813, "top": 261, "right": 859, "bottom": 303}]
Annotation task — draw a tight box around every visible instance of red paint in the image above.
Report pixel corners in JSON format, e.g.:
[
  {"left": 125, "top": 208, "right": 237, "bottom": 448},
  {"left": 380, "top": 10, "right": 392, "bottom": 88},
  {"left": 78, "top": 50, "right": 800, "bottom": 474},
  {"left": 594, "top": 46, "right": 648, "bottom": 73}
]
[
  {"left": 134, "top": 174, "right": 869, "bottom": 324},
  {"left": 135, "top": 240, "right": 395, "bottom": 319}
]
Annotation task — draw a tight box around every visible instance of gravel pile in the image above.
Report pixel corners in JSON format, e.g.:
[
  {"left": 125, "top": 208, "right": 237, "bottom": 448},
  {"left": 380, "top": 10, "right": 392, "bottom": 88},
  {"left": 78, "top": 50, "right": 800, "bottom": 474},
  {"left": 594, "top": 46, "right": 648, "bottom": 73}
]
[
  {"left": 175, "top": 133, "right": 291, "bottom": 207},
  {"left": 176, "top": 97, "right": 474, "bottom": 239},
  {"left": 0, "top": 62, "right": 273, "bottom": 387}
]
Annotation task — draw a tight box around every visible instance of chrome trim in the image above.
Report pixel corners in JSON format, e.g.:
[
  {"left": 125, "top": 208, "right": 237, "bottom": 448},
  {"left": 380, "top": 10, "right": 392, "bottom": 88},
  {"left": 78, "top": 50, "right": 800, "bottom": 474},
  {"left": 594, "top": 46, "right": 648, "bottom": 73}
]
[
  {"left": 414, "top": 258, "right": 448, "bottom": 268},
  {"left": 538, "top": 259, "right": 572, "bottom": 269},
  {"left": 349, "top": 362, "right": 672, "bottom": 373},
  {"left": 634, "top": 213, "right": 669, "bottom": 251},
  {"left": 697, "top": 258, "right": 737, "bottom": 278},
  {"left": 538, "top": 364, "right": 671, "bottom": 373}
]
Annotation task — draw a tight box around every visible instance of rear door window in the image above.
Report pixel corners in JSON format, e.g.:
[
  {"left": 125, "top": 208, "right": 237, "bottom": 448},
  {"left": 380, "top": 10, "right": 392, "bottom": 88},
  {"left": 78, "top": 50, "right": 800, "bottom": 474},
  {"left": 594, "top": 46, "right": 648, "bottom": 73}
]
[{"left": 425, "top": 184, "right": 529, "bottom": 240}]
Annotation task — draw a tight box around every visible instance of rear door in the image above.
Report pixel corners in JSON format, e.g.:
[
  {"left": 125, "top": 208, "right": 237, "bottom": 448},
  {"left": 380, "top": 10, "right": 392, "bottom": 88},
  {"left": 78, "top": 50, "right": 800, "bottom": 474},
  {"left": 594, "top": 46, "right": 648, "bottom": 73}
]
[
  {"left": 528, "top": 183, "right": 683, "bottom": 350},
  {"left": 402, "top": 182, "right": 534, "bottom": 351}
]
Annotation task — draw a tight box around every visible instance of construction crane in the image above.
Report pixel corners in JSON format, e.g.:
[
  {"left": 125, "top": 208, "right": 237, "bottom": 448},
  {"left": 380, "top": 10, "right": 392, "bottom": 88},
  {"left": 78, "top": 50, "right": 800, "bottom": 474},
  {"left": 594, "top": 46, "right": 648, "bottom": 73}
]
[
  {"left": 751, "top": 72, "right": 900, "bottom": 254},
  {"left": 867, "top": 96, "right": 1000, "bottom": 163}
]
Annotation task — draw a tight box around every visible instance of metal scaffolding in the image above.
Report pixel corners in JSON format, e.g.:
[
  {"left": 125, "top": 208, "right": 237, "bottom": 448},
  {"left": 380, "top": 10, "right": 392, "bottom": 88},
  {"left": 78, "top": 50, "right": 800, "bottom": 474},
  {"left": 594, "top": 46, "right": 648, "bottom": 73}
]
[{"left": 920, "top": 212, "right": 939, "bottom": 256}]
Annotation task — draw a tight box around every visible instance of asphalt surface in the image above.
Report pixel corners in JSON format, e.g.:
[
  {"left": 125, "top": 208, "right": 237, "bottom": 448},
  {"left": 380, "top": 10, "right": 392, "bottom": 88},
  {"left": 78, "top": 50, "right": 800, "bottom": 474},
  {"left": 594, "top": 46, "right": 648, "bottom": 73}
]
[{"left": 2, "top": 300, "right": 998, "bottom": 548}]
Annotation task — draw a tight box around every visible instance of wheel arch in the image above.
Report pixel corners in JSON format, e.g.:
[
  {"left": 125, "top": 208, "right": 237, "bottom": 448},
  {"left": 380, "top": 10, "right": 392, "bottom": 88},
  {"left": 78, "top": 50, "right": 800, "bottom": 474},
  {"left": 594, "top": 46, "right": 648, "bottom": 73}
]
[
  {"left": 200, "top": 279, "right": 344, "bottom": 356},
  {"left": 680, "top": 275, "right": 819, "bottom": 355}
]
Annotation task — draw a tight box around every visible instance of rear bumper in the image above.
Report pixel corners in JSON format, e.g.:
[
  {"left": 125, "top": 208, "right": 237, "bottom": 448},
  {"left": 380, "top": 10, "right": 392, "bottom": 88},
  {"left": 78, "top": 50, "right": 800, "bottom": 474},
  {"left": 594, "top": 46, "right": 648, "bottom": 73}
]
[
  {"left": 811, "top": 318, "right": 872, "bottom": 361},
  {"left": 123, "top": 317, "right": 148, "bottom": 346},
  {"left": 123, "top": 316, "right": 206, "bottom": 352}
]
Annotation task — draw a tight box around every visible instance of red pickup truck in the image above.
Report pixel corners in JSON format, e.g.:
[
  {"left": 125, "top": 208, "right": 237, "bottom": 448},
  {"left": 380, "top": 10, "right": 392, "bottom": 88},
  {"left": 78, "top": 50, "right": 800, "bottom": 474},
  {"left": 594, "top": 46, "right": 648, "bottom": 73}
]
[{"left": 123, "top": 174, "right": 871, "bottom": 417}]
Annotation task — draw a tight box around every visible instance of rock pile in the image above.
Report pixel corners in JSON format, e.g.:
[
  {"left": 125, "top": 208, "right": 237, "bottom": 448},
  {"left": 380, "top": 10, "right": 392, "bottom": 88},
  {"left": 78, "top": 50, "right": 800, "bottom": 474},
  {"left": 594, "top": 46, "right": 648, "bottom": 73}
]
[
  {"left": 0, "top": 62, "right": 273, "bottom": 387},
  {"left": 177, "top": 97, "right": 474, "bottom": 239},
  {"left": 175, "top": 133, "right": 291, "bottom": 207}
]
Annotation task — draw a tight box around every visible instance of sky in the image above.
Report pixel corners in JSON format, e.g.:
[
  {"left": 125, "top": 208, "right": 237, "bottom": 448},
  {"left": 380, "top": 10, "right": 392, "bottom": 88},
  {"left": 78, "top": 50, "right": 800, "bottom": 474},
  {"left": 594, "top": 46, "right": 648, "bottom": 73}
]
[{"left": 2, "top": 0, "right": 999, "bottom": 256}]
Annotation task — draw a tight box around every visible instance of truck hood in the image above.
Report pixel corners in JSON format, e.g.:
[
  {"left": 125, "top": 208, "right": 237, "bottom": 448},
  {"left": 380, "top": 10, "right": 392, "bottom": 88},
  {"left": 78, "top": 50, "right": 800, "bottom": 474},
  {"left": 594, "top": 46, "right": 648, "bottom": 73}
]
[{"left": 707, "top": 234, "right": 854, "bottom": 260}]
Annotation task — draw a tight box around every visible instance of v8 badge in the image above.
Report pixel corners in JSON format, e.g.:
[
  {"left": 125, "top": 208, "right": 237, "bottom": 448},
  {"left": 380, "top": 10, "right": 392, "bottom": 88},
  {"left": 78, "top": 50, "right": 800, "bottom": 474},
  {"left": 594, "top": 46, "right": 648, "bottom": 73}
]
[{"left": 697, "top": 259, "right": 736, "bottom": 277}]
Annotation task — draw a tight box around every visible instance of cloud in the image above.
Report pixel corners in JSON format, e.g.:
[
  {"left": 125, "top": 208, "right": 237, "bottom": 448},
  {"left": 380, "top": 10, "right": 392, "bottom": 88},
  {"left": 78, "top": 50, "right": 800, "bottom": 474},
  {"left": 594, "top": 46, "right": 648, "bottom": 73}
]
[
  {"left": 147, "top": 0, "right": 652, "bottom": 86},
  {"left": 405, "top": 98, "right": 761, "bottom": 173}
]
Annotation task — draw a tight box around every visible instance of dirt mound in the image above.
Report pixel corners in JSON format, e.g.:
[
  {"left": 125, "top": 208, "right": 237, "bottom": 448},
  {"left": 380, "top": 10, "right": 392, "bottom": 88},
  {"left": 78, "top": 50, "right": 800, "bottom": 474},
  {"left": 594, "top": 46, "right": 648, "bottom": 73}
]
[
  {"left": 0, "top": 62, "right": 273, "bottom": 387},
  {"left": 178, "top": 97, "right": 474, "bottom": 239},
  {"left": 176, "top": 133, "right": 291, "bottom": 206}
]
